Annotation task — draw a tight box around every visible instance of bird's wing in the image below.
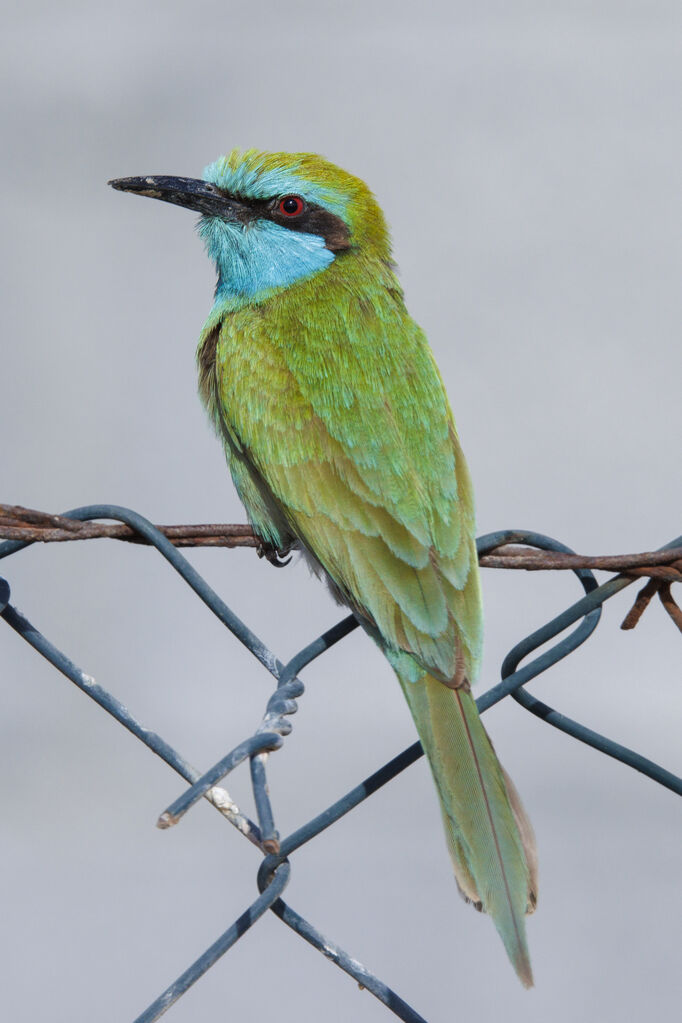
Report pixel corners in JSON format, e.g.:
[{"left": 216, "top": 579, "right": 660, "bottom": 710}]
[{"left": 213, "top": 275, "right": 483, "bottom": 682}]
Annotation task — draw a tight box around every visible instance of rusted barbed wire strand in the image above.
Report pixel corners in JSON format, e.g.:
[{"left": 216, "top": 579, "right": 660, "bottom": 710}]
[
  {"left": 2, "top": 503, "right": 682, "bottom": 570},
  {"left": 3, "top": 503, "right": 681, "bottom": 633},
  {"left": 0, "top": 504, "right": 258, "bottom": 547},
  {"left": 659, "top": 583, "right": 682, "bottom": 632},
  {"left": 619, "top": 578, "right": 660, "bottom": 631}
]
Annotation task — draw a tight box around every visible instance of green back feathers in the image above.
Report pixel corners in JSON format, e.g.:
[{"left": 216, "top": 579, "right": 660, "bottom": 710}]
[{"left": 199, "top": 250, "right": 483, "bottom": 683}]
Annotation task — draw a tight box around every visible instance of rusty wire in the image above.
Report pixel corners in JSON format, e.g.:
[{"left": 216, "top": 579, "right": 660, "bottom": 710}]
[
  {"left": 1, "top": 503, "right": 681, "bottom": 1022},
  {"left": 2, "top": 504, "right": 681, "bottom": 634}
]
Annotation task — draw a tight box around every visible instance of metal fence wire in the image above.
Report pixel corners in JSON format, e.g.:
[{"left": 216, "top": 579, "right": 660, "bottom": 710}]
[{"left": 1, "top": 503, "right": 681, "bottom": 1023}]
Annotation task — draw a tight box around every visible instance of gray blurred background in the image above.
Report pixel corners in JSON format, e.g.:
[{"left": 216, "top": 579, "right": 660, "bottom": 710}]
[{"left": 2, "top": 2, "right": 681, "bottom": 1020}]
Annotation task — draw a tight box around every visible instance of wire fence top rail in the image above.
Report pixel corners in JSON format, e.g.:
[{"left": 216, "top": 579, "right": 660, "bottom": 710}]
[{"left": 1, "top": 502, "right": 680, "bottom": 1022}]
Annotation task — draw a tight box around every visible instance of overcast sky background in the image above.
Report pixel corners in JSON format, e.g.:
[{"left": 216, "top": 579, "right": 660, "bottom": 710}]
[{"left": 2, "top": 3, "right": 681, "bottom": 1021}]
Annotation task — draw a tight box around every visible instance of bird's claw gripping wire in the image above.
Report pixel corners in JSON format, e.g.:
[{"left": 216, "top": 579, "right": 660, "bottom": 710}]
[{"left": 255, "top": 536, "right": 294, "bottom": 567}]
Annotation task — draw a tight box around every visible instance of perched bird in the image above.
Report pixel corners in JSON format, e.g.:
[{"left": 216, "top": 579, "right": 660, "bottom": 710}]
[{"left": 110, "top": 150, "right": 538, "bottom": 985}]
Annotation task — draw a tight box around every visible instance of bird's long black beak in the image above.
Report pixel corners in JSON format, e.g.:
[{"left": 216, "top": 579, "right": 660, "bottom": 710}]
[{"left": 108, "top": 175, "right": 249, "bottom": 220}]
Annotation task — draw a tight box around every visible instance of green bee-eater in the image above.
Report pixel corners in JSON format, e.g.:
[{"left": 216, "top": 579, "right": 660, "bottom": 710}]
[{"left": 110, "top": 150, "right": 538, "bottom": 985}]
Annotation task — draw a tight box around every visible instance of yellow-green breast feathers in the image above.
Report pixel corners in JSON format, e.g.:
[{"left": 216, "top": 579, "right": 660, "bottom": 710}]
[{"left": 199, "top": 252, "right": 483, "bottom": 685}]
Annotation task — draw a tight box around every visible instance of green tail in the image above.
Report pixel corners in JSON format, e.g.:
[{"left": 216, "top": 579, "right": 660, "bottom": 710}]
[{"left": 399, "top": 672, "right": 538, "bottom": 988}]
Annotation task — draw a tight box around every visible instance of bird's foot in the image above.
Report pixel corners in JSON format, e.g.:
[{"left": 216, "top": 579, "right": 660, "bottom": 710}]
[{"left": 255, "top": 537, "right": 294, "bottom": 568}]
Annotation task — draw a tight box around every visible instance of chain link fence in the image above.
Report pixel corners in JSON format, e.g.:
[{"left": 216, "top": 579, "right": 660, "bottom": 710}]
[{"left": 1, "top": 503, "right": 681, "bottom": 1022}]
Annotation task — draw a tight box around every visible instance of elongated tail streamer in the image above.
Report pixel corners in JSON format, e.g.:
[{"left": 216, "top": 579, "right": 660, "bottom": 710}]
[{"left": 398, "top": 672, "right": 537, "bottom": 987}]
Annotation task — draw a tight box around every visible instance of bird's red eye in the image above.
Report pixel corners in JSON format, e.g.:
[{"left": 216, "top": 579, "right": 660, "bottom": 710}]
[{"left": 279, "top": 195, "right": 305, "bottom": 217}]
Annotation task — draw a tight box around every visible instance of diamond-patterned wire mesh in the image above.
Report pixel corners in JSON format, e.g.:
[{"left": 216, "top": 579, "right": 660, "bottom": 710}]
[{"left": 1, "top": 504, "right": 680, "bottom": 1022}]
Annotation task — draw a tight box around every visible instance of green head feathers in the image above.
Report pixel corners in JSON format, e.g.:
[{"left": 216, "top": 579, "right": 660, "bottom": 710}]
[
  {"left": 110, "top": 149, "right": 392, "bottom": 300},
  {"left": 203, "top": 148, "right": 391, "bottom": 257}
]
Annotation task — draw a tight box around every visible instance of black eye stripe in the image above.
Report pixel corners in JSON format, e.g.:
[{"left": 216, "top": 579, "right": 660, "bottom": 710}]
[{"left": 219, "top": 193, "right": 351, "bottom": 253}]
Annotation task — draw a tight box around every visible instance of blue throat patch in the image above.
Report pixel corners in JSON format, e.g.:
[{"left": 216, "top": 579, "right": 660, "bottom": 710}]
[{"left": 198, "top": 215, "right": 335, "bottom": 302}]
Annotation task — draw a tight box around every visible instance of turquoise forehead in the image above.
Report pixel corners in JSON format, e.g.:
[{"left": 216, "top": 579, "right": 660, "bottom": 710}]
[{"left": 203, "top": 154, "right": 350, "bottom": 222}]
